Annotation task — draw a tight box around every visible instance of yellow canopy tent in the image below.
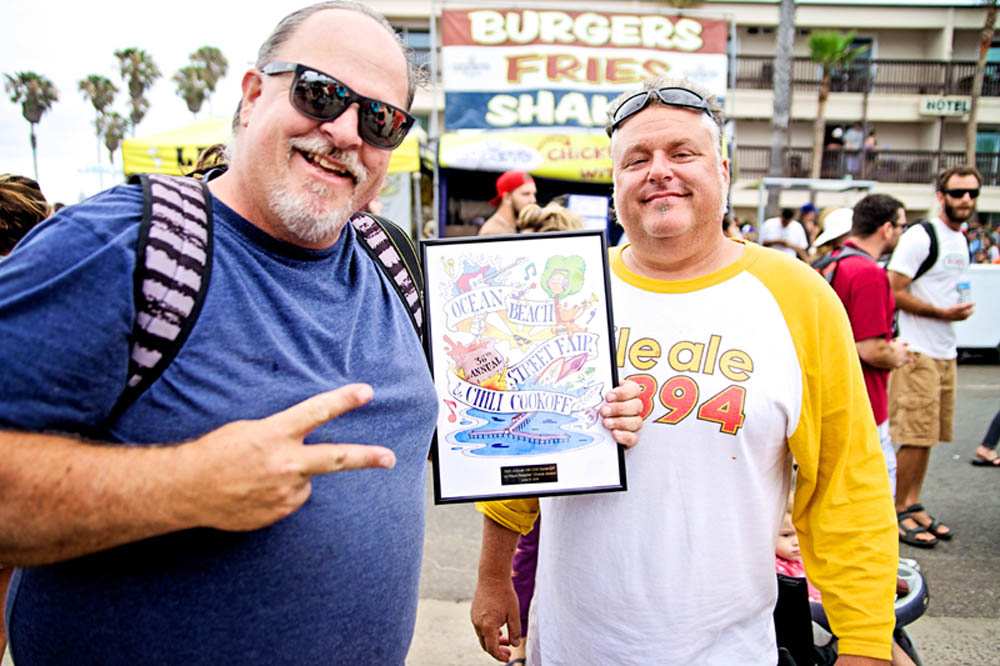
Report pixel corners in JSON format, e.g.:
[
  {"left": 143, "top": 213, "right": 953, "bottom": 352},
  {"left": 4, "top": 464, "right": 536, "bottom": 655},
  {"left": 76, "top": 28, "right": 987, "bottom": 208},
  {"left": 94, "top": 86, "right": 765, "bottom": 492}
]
[{"left": 122, "top": 118, "right": 424, "bottom": 176}]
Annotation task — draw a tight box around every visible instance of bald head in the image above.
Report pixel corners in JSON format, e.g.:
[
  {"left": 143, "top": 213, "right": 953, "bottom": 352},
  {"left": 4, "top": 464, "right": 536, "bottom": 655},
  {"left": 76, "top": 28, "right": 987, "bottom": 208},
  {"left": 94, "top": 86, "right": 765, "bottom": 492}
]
[
  {"left": 233, "top": 2, "right": 419, "bottom": 133},
  {"left": 259, "top": 2, "right": 417, "bottom": 106}
]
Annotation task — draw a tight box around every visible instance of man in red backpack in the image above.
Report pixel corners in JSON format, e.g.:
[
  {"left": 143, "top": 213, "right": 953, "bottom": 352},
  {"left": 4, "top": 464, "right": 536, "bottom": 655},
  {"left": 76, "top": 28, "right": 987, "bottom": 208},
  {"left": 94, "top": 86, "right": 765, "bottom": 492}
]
[{"left": 826, "top": 194, "right": 911, "bottom": 500}]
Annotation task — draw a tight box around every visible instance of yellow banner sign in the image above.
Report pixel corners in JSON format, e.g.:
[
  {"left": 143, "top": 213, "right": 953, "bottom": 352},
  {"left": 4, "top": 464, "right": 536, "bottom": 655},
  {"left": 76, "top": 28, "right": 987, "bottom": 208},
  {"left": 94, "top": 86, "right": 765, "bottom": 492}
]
[{"left": 439, "top": 131, "right": 612, "bottom": 183}]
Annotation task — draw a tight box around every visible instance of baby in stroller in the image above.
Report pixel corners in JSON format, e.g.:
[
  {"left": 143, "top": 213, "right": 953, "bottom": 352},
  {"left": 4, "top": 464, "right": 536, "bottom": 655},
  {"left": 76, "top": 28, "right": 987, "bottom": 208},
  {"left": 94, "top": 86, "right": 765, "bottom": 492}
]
[{"left": 774, "top": 501, "right": 923, "bottom": 666}]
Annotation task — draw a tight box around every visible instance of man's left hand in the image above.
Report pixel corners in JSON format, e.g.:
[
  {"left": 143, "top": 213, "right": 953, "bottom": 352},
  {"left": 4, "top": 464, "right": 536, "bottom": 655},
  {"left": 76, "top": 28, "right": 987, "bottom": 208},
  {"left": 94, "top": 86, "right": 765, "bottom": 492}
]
[
  {"left": 600, "top": 379, "right": 644, "bottom": 448},
  {"left": 835, "top": 656, "right": 890, "bottom": 665}
]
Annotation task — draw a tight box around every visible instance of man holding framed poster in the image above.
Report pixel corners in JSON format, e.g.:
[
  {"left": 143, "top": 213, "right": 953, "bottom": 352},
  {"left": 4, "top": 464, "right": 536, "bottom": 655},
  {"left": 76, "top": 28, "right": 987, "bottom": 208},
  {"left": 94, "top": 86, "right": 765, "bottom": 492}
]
[{"left": 470, "top": 79, "right": 898, "bottom": 666}]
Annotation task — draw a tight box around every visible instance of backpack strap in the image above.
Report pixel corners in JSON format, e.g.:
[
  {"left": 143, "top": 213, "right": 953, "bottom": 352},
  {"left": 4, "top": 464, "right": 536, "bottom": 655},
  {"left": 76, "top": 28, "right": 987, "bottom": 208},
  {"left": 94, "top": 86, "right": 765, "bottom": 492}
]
[
  {"left": 350, "top": 212, "right": 424, "bottom": 338},
  {"left": 913, "top": 220, "right": 938, "bottom": 281},
  {"left": 105, "top": 173, "right": 213, "bottom": 424},
  {"left": 813, "top": 245, "right": 873, "bottom": 284}
]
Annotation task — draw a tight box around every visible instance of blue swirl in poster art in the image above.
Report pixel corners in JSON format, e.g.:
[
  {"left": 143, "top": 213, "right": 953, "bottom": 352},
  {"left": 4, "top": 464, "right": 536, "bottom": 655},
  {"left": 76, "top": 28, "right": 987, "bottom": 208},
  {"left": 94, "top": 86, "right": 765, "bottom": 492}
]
[{"left": 452, "top": 409, "right": 594, "bottom": 457}]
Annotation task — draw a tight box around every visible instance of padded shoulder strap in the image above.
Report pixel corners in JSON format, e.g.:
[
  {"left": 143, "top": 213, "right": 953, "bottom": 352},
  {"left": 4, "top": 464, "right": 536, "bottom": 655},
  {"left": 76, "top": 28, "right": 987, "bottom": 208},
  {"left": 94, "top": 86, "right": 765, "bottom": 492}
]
[
  {"left": 814, "top": 246, "right": 872, "bottom": 284},
  {"left": 106, "top": 173, "right": 213, "bottom": 424},
  {"left": 836, "top": 246, "right": 872, "bottom": 260},
  {"left": 914, "top": 220, "right": 938, "bottom": 281},
  {"left": 350, "top": 213, "right": 423, "bottom": 338}
]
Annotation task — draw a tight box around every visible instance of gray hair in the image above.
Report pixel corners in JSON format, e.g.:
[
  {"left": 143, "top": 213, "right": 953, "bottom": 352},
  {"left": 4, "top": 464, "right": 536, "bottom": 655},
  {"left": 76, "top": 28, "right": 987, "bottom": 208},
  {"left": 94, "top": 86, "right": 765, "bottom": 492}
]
[
  {"left": 233, "top": 1, "right": 424, "bottom": 132},
  {"left": 606, "top": 77, "right": 725, "bottom": 162},
  {"left": 608, "top": 78, "right": 729, "bottom": 222}
]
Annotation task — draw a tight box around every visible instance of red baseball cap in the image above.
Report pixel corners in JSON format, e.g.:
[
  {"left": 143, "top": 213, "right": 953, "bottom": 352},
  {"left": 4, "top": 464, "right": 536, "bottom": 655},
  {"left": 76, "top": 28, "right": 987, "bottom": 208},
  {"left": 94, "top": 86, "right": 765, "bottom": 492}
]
[{"left": 489, "top": 171, "right": 534, "bottom": 207}]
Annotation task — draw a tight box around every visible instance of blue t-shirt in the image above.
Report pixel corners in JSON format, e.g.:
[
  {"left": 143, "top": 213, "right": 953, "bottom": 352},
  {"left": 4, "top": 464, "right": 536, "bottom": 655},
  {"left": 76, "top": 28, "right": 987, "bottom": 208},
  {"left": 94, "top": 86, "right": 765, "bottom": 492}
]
[{"left": 0, "top": 184, "right": 438, "bottom": 665}]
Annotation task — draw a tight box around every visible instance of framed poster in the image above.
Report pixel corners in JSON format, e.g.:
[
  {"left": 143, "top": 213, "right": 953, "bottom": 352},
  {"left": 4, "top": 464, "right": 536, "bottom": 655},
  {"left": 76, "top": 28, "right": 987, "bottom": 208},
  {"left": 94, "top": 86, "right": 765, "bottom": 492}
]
[{"left": 422, "top": 230, "right": 625, "bottom": 504}]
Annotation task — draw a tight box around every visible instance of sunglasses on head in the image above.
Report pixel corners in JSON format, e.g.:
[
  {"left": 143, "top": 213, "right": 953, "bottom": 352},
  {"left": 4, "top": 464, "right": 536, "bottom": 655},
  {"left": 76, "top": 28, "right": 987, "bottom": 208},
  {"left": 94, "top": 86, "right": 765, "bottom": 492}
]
[
  {"left": 607, "top": 86, "right": 716, "bottom": 137},
  {"left": 942, "top": 187, "right": 980, "bottom": 200},
  {"left": 261, "top": 61, "right": 415, "bottom": 149}
]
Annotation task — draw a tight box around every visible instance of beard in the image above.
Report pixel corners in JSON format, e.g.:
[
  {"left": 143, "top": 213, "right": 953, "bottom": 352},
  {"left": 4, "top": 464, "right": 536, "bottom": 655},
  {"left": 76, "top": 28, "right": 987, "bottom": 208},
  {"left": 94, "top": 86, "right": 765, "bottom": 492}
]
[
  {"left": 943, "top": 200, "right": 976, "bottom": 225},
  {"left": 266, "top": 134, "right": 371, "bottom": 246}
]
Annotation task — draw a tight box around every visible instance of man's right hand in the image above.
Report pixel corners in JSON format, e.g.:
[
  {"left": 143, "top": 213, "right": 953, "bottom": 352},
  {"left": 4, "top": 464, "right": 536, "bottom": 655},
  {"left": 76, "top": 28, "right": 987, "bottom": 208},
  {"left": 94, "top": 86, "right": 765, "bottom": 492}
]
[
  {"left": 0, "top": 384, "right": 395, "bottom": 566},
  {"left": 887, "top": 339, "right": 911, "bottom": 369},
  {"left": 471, "top": 573, "right": 522, "bottom": 662},
  {"left": 178, "top": 383, "right": 395, "bottom": 532},
  {"left": 938, "top": 302, "right": 975, "bottom": 321}
]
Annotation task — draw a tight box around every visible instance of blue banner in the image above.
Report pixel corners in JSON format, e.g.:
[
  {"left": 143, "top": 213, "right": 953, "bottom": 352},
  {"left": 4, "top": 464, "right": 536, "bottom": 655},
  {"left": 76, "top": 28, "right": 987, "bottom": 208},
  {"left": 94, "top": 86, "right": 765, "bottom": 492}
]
[{"left": 445, "top": 90, "right": 620, "bottom": 131}]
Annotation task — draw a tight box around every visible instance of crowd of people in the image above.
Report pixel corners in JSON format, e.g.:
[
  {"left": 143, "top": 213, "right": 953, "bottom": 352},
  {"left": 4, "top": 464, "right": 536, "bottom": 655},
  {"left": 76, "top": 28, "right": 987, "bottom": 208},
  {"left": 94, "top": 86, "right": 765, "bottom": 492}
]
[
  {"left": 0, "top": 3, "right": 995, "bottom": 665},
  {"left": 738, "top": 198, "right": 999, "bottom": 266}
]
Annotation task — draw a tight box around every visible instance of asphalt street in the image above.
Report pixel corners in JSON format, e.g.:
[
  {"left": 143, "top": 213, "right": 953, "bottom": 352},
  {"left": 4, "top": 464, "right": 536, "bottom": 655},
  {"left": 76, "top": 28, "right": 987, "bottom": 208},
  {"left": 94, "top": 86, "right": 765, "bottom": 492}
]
[{"left": 410, "top": 361, "right": 1000, "bottom": 666}]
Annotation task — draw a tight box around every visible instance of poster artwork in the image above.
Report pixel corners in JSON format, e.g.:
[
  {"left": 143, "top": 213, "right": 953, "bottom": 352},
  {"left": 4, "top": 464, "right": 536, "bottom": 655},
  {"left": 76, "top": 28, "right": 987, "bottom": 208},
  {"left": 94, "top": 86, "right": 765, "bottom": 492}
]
[{"left": 424, "top": 233, "right": 623, "bottom": 503}]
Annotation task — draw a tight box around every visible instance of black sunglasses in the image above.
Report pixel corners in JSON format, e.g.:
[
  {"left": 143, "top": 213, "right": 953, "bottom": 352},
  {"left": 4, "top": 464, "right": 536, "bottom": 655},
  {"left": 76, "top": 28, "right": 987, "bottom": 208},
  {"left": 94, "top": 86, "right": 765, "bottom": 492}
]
[
  {"left": 261, "top": 61, "right": 415, "bottom": 149},
  {"left": 942, "top": 187, "right": 980, "bottom": 200},
  {"left": 607, "top": 87, "right": 716, "bottom": 137}
]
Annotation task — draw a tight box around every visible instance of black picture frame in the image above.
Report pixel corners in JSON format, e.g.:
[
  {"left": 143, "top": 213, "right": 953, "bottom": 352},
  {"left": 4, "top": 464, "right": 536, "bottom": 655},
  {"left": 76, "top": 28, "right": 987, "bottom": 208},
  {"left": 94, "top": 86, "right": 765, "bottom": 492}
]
[{"left": 421, "top": 230, "right": 625, "bottom": 504}]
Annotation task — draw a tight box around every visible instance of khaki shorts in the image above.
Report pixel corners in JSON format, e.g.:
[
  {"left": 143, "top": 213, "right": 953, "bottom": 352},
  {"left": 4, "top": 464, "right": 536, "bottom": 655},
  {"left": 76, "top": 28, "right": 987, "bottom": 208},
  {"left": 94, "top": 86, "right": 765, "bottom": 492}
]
[{"left": 888, "top": 352, "right": 956, "bottom": 447}]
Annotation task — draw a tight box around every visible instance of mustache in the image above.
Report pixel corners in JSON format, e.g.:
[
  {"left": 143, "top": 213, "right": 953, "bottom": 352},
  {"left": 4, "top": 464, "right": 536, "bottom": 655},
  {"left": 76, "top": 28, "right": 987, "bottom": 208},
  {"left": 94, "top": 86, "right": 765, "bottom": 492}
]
[{"left": 289, "top": 134, "right": 368, "bottom": 185}]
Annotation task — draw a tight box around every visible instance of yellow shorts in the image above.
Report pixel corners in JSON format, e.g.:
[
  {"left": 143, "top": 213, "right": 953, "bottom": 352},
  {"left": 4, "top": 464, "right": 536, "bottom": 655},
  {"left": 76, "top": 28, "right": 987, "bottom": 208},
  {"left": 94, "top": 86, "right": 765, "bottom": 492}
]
[{"left": 888, "top": 352, "right": 956, "bottom": 447}]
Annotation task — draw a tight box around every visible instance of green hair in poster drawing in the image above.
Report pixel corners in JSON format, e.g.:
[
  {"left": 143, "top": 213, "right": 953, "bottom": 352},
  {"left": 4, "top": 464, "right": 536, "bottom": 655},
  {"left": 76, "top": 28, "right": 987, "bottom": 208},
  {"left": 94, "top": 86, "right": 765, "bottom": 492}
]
[{"left": 540, "top": 255, "right": 586, "bottom": 299}]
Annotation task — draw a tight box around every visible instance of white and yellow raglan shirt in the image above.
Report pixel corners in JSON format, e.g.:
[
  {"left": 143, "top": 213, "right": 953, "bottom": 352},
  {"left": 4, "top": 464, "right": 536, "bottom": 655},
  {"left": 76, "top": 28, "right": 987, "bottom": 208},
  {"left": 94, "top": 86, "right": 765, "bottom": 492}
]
[{"left": 478, "top": 242, "right": 898, "bottom": 665}]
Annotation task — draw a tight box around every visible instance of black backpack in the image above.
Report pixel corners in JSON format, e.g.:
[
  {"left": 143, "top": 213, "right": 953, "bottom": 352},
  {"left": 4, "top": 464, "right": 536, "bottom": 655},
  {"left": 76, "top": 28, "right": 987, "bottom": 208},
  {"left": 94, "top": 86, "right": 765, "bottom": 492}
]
[
  {"left": 898, "top": 220, "right": 939, "bottom": 281},
  {"left": 106, "top": 173, "right": 423, "bottom": 423}
]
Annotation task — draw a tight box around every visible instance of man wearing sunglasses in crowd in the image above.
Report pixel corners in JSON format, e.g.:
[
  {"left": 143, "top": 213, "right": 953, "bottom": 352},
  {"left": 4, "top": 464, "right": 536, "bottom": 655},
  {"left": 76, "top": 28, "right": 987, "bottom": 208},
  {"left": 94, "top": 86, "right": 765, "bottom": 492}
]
[
  {"left": 887, "top": 166, "right": 977, "bottom": 550},
  {"left": 0, "top": 2, "right": 649, "bottom": 664},
  {"left": 471, "top": 79, "right": 898, "bottom": 665}
]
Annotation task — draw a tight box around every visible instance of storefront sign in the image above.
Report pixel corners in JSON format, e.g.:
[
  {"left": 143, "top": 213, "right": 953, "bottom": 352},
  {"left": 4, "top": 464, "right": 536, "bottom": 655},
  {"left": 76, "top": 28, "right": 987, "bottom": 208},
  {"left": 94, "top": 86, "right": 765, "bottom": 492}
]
[
  {"left": 439, "top": 131, "right": 614, "bottom": 182},
  {"left": 919, "top": 96, "right": 971, "bottom": 116},
  {"left": 441, "top": 8, "right": 729, "bottom": 131}
]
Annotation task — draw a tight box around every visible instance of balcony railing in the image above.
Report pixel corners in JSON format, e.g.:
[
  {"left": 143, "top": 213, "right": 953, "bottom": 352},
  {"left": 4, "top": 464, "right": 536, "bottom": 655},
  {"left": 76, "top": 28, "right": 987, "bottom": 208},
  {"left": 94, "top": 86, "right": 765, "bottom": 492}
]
[
  {"left": 735, "top": 146, "right": 1000, "bottom": 185},
  {"left": 734, "top": 56, "right": 1000, "bottom": 96}
]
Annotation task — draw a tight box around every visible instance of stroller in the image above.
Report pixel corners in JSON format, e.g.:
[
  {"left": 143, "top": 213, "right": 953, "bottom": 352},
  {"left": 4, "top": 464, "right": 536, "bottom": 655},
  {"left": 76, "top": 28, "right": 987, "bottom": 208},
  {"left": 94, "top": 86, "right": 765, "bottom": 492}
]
[{"left": 774, "top": 558, "right": 928, "bottom": 665}]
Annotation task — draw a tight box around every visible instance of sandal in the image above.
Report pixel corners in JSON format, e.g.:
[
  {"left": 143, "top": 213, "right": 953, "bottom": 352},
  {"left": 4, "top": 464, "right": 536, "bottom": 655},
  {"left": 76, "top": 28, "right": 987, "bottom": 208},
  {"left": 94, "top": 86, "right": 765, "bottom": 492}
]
[
  {"left": 897, "top": 508, "right": 938, "bottom": 549},
  {"left": 906, "top": 504, "right": 955, "bottom": 541},
  {"left": 971, "top": 451, "right": 1000, "bottom": 467},
  {"left": 904, "top": 503, "right": 953, "bottom": 541}
]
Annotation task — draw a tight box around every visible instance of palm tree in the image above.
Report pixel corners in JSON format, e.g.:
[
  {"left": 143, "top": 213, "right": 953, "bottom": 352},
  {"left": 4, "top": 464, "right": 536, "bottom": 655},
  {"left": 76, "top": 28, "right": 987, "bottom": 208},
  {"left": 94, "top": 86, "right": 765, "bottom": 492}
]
[
  {"left": 173, "top": 65, "right": 208, "bottom": 115},
  {"left": 190, "top": 46, "right": 228, "bottom": 94},
  {"left": 766, "top": 0, "right": 796, "bottom": 217},
  {"left": 965, "top": 0, "right": 999, "bottom": 166},
  {"left": 114, "top": 47, "right": 161, "bottom": 134},
  {"left": 807, "top": 31, "right": 867, "bottom": 178},
  {"left": 79, "top": 74, "right": 118, "bottom": 179},
  {"left": 99, "top": 111, "right": 129, "bottom": 164},
  {"left": 4, "top": 71, "right": 59, "bottom": 181}
]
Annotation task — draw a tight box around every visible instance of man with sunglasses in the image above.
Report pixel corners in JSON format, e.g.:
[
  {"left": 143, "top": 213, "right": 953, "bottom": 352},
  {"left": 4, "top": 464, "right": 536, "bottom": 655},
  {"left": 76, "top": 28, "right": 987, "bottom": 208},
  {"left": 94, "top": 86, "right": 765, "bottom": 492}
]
[
  {"left": 0, "top": 5, "right": 646, "bottom": 662},
  {"left": 887, "top": 166, "right": 978, "bottom": 550},
  {"left": 1, "top": 3, "right": 429, "bottom": 665},
  {"left": 471, "top": 79, "right": 897, "bottom": 665}
]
